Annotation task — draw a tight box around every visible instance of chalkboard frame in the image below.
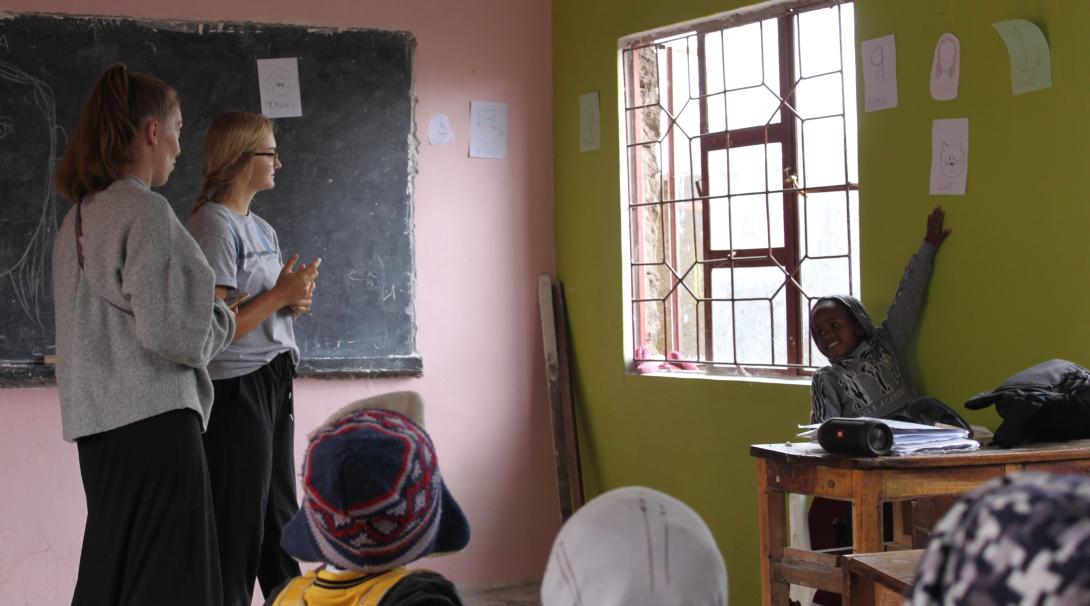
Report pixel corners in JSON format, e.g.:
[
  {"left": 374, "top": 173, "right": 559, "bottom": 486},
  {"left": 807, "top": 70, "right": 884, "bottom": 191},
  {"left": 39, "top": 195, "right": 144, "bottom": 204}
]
[{"left": 0, "top": 12, "right": 422, "bottom": 382}]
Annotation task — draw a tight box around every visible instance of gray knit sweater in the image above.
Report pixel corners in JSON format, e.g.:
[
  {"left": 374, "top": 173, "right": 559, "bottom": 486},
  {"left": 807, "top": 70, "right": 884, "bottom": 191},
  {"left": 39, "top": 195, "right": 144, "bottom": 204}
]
[{"left": 53, "top": 176, "right": 236, "bottom": 442}]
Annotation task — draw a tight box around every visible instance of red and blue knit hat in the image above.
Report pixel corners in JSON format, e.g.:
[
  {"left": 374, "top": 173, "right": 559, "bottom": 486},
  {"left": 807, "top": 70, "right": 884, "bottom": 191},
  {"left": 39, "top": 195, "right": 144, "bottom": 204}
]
[{"left": 281, "top": 392, "right": 470, "bottom": 572}]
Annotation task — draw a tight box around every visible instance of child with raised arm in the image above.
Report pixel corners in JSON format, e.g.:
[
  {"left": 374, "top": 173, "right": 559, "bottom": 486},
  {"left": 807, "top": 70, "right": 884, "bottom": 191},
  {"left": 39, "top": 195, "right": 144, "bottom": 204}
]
[{"left": 809, "top": 207, "right": 955, "bottom": 424}]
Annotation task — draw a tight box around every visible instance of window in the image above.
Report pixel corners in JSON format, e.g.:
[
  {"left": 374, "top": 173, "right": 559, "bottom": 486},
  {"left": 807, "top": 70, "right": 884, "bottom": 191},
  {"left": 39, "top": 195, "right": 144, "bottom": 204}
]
[{"left": 622, "top": 0, "right": 859, "bottom": 375}]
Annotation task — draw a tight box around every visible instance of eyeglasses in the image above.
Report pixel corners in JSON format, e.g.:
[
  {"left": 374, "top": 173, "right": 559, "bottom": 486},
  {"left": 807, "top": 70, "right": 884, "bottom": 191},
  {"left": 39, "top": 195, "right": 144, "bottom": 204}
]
[{"left": 252, "top": 150, "right": 279, "bottom": 162}]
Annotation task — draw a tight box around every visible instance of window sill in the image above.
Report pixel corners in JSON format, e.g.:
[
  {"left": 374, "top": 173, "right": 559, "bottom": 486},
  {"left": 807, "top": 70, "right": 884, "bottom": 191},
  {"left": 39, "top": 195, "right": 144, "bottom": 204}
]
[{"left": 627, "top": 368, "right": 812, "bottom": 386}]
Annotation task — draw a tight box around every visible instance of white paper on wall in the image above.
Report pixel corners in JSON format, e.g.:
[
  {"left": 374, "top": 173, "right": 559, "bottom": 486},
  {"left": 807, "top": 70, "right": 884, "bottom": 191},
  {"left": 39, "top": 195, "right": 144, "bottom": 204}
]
[
  {"left": 427, "top": 114, "right": 455, "bottom": 145},
  {"left": 579, "top": 91, "right": 600, "bottom": 152},
  {"left": 861, "top": 35, "right": 897, "bottom": 112},
  {"left": 930, "top": 33, "right": 960, "bottom": 101},
  {"left": 930, "top": 118, "right": 969, "bottom": 196},
  {"left": 257, "top": 57, "right": 303, "bottom": 118},
  {"left": 469, "top": 101, "right": 507, "bottom": 159}
]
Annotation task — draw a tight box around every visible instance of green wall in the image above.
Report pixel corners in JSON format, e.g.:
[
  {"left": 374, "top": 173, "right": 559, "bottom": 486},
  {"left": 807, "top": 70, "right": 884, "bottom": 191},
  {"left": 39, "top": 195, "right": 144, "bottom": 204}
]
[{"left": 553, "top": 0, "right": 1090, "bottom": 601}]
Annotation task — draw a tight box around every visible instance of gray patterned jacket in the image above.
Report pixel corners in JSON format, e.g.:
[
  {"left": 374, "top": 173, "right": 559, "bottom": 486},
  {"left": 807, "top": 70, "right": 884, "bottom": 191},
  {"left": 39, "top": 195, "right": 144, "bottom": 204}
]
[{"left": 809, "top": 241, "right": 937, "bottom": 423}]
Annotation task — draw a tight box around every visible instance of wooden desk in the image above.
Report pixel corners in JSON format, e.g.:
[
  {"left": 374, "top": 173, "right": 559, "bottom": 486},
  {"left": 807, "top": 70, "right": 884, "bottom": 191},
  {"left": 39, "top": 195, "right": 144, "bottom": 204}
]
[
  {"left": 751, "top": 440, "right": 1090, "bottom": 605},
  {"left": 842, "top": 549, "right": 922, "bottom": 605}
]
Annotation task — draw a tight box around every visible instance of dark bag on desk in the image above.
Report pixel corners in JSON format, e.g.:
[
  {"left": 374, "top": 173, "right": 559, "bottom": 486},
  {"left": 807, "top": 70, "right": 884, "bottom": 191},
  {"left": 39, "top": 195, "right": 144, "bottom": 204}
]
[
  {"left": 965, "top": 359, "right": 1090, "bottom": 448},
  {"left": 887, "top": 396, "right": 972, "bottom": 433}
]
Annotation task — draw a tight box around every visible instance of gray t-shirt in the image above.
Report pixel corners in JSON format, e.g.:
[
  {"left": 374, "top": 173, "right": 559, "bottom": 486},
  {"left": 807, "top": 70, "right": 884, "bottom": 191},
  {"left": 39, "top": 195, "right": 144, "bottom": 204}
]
[{"left": 187, "top": 202, "right": 299, "bottom": 380}]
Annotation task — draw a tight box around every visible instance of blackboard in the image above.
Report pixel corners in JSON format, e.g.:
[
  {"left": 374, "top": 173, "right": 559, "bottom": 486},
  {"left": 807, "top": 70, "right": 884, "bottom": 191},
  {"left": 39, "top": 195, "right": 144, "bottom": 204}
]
[{"left": 0, "top": 13, "right": 422, "bottom": 381}]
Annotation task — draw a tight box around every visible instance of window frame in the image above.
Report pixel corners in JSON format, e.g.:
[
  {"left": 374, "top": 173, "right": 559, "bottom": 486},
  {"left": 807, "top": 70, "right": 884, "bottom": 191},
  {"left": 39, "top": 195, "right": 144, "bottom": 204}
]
[{"left": 620, "top": 0, "right": 860, "bottom": 378}]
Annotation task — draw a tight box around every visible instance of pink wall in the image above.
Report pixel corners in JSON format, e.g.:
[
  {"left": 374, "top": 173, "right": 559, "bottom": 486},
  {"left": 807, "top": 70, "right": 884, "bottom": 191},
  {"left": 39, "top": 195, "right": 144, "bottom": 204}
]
[{"left": 0, "top": 0, "right": 557, "bottom": 602}]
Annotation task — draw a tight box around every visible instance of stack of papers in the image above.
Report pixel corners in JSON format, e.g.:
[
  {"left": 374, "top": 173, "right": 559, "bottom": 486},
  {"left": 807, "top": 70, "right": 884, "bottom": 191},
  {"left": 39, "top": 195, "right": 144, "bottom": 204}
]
[{"left": 798, "top": 418, "right": 981, "bottom": 456}]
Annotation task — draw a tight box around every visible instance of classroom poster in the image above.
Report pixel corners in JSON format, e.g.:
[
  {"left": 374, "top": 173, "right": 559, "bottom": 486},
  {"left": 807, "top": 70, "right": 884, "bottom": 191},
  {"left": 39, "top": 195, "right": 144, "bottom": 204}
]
[
  {"left": 930, "top": 118, "right": 969, "bottom": 196},
  {"left": 469, "top": 101, "right": 507, "bottom": 159},
  {"left": 257, "top": 57, "right": 303, "bottom": 118},
  {"left": 579, "top": 91, "right": 601, "bottom": 152},
  {"left": 993, "top": 19, "right": 1052, "bottom": 95},
  {"left": 861, "top": 35, "right": 897, "bottom": 112},
  {"left": 930, "top": 33, "right": 960, "bottom": 101},
  {"left": 427, "top": 114, "right": 455, "bottom": 145}
]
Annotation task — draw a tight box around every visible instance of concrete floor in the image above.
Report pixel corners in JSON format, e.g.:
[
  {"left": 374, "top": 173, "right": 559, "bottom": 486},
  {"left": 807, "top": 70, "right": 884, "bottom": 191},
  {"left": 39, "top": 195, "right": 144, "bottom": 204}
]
[{"left": 458, "top": 582, "right": 541, "bottom": 606}]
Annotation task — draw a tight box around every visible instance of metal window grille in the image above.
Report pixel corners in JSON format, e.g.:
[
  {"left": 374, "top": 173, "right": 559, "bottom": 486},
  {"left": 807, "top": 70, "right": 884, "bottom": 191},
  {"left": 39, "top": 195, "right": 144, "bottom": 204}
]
[{"left": 623, "top": 0, "right": 860, "bottom": 375}]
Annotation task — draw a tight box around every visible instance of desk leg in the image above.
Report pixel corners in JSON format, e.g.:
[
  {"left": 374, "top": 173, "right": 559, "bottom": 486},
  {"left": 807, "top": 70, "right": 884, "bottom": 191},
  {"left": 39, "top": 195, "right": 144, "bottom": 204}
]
[
  {"left": 851, "top": 469, "right": 883, "bottom": 553},
  {"left": 890, "top": 500, "right": 913, "bottom": 550},
  {"left": 843, "top": 567, "right": 874, "bottom": 606},
  {"left": 756, "top": 460, "right": 789, "bottom": 605}
]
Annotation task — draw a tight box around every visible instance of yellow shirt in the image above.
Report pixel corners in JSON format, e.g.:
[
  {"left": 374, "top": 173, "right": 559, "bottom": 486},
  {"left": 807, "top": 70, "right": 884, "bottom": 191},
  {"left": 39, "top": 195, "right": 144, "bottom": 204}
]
[{"left": 271, "top": 567, "right": 416, "bottom": 606}]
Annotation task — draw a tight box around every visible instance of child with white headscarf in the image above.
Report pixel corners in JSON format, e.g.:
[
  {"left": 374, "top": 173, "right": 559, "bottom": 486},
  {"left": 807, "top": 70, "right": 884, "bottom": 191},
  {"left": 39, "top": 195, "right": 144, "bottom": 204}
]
[{"left": 541, "top": 486, "right": 728, "bottom": 606}]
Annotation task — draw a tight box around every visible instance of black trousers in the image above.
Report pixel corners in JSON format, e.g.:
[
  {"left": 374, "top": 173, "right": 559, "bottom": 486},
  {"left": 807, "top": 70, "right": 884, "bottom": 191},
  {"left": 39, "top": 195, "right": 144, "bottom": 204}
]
[
  {"left": 73, "top": 409, "right": 222, "bottom": 606},
  {"left": 203, "top": 352, "right": 301, "bottom": 606}
]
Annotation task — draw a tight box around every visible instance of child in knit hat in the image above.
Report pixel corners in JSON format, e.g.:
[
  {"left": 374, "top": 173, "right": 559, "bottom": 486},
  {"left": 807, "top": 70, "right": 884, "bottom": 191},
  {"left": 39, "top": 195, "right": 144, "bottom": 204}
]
[
  {"left": 540, "top": 486, "right": 728, "bottom": 606},
  {"left": 265, "top": 391, "right": 470, "bottom": 606}
]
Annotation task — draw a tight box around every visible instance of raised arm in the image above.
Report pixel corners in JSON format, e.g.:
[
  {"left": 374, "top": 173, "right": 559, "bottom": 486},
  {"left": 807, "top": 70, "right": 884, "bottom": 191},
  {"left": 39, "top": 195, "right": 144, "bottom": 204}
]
[
  {"left": 925, "top": 206, "right": 952, "bottom": 248},
  {"left": 882, "top": 207, "right": 950, "bottom": 351}
]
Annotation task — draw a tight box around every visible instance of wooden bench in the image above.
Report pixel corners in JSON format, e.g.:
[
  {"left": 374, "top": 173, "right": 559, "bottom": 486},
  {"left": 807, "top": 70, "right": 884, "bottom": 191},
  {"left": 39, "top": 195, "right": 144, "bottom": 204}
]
[{"left": 842, "top": 549, "right": 923, "bottom": 605}]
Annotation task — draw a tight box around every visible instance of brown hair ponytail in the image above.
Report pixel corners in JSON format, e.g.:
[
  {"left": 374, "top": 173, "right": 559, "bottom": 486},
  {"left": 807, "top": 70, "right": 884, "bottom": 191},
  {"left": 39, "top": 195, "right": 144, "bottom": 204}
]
[{"left": 54, "top": 63, "right": 178, "bottom": 202}]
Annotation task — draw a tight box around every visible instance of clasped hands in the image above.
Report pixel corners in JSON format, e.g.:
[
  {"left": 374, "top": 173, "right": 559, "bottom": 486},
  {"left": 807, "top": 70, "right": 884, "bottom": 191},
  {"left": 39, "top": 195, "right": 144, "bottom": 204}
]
[{"left": 278, "top": 254, "right": 321, "bottom": 319}]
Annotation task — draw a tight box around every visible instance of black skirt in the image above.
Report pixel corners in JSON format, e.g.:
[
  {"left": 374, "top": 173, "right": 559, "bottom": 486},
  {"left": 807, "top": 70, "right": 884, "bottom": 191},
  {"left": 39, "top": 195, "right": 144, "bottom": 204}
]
[{"left": 73, "top": 408, "right": 222, "bottom": 606}]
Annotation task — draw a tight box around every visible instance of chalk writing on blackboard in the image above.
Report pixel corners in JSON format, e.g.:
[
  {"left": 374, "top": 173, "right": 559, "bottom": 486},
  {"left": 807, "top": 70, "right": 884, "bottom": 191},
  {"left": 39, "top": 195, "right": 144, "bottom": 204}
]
[
  {"left": 0, "top": 14, "right": 420, "bottom": 380},
  {"left": 0, "top": 59, "right": 62, "bottom": 331}
]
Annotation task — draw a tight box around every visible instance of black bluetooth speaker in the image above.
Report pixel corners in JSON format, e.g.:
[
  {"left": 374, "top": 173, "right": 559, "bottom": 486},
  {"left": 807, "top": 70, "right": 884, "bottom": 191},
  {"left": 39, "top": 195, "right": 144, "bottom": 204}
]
[{"left": 817, "top": 417, "right": 894, "bottom": 456}]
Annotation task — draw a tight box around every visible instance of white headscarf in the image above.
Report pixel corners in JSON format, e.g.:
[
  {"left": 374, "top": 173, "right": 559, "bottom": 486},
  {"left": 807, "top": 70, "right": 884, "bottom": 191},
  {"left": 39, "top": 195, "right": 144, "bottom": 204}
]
[{"left": 540, "top": 486, "right": 728, "bottom": 606}]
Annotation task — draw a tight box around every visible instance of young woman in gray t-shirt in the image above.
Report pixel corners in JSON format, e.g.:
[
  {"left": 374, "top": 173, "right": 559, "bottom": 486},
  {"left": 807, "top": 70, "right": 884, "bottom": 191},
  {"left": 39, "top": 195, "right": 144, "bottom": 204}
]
[{"left": 188, "top": 111, "right": 319, "bottom": 606}]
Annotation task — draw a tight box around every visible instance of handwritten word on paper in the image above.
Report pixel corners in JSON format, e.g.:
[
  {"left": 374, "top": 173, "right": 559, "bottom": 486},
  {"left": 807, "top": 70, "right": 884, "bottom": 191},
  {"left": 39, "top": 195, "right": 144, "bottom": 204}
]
[
  {"left": 930, "top": 118, "right": 968, "bottom": 196},
  {"left": 427, "top": 114, "right": 454, "bottom": 145},
  {"left": 930, "top": 33, "right": 960, "bottom": 101},
  {"left": 861, "top": 35, "right": 897, "bottom": 112},
  {"left": 469, "top": 101, "right": 507, "bottom": 159},
  {"left": 993, "top": 20, "right": 1052, "bottom": 95},
  {"left": 257, "top": 58, "right": 303, "bottom": 118}
]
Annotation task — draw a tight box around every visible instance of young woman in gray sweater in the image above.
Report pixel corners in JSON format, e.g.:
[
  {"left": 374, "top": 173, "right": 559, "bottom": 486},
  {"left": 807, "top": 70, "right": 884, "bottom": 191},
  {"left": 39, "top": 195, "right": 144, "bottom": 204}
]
[{"left": 52, "top": 64, "right": 236, "bottom": 606}]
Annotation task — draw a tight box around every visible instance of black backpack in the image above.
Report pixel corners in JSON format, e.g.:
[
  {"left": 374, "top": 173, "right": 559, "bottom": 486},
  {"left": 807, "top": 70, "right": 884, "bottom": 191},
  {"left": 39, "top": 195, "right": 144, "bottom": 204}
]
[{"left": 965, "top": 359, "right": 1090, "bottom": 448}]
